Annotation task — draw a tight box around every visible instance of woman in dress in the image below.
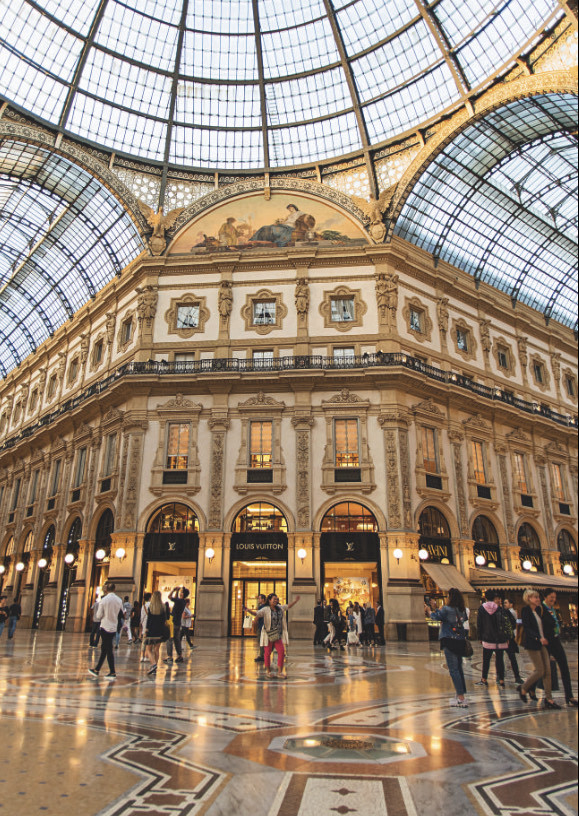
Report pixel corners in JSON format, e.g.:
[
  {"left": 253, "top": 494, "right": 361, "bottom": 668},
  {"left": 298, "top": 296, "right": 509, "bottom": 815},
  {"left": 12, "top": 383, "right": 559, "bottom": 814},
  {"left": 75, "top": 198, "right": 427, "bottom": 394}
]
[
  {"left": 244, "top": 593, "right": 300, "bottom": 679},
  {"left": 143, "top": 590, "right": 169, "bottom": 676},
  {"left": 518, "top": 589, "right": 561, "bottom": 709}
]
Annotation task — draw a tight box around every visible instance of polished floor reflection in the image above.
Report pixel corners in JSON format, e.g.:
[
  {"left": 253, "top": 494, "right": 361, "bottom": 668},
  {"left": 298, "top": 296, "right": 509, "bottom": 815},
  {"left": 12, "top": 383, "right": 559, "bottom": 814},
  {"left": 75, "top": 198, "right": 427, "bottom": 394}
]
[{"left": 0, "top": 631, "right": 576, "bottom": 816}]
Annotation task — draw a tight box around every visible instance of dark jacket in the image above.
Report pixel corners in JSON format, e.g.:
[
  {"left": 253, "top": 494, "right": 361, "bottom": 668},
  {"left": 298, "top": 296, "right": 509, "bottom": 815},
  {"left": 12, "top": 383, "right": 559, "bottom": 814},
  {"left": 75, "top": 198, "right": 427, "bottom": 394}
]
[
  {"left": 146, "top": 610, "right": 169, "bottom": 640},
  {"left": 540, "top": 604, "right": 558, "bottom": 647},
  {"left": 477, "top": 601, "right": 508, "bottom": 646},
  {"left": 313, "top": 605, "right": 325, "bottom": 626},
  {"left": 375, "top": 605, "right": 385, "bottom": 626},
  {"left": 521, "top": 604, "right": 546, "bottom": 651}
]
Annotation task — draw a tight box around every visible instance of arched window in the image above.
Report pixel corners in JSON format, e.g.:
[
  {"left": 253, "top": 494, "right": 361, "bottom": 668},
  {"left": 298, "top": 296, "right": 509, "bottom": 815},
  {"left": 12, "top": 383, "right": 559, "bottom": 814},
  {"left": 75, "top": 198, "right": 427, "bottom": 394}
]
[
  {"left": 472, "top": 516, "right": 499, "bottom": 544},
  {"left": 233, "top": 503, "right": 287, "bottom": 533},
  {"left": 558, "top": 530, "right": 577, "bottom": 556},
  {"left": 95, "top": 509, "right": 114, "bottom": 548},
  {"left": 43, "top": 526, "right": 56, "bottom": 551},
  {"left": 517, "top": 523, "right": 541, "bottom": 550},
  {"left": 147, "top": 503, "right": 199, "bottom": 534},
  {"left": 67, "top": 518, "right": 82, "bottom": 547},
  {"left": 419, "top": 507, "right": 450, "bottom": 539},
  {"left": 5, "top": 537, "right": 15, "bottom": 556},
  {"left": 23, "top": 531, "right": 34, "bottom": 552},
  {"left": 321, "top": 502, "right": 378, "bottom": 533}
]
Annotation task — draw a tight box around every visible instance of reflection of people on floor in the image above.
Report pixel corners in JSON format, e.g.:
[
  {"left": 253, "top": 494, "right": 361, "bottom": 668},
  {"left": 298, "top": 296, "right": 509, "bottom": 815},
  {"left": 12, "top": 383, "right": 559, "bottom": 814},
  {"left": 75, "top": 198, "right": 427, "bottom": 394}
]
[{"left": 249, "top": 204, "right": 307, "bottom": 247}]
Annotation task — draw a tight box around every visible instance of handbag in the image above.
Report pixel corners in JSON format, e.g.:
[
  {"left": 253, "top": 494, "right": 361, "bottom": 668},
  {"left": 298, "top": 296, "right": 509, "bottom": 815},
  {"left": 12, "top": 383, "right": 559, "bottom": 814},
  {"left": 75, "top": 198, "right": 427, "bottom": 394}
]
[
  {"left": 463, "top": 638, "right": 474, "bottom": 658},
  {"left": 266, "top": 626, "right": 282, "bottom": 642}
]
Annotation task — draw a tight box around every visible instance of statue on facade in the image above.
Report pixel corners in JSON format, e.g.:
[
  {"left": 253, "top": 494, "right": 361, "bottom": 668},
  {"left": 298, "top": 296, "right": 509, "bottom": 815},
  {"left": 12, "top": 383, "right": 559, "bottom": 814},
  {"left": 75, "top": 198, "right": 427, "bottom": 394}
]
[
  {"left": 80, "top": 333, "right": 90, "bottom": 364},
  {"left": 137, "top": 285, "right": 158, "bottom": 322},
  {"left": 479, "top": 319, "right": 491, "bottom": 353},
  {"left": 137, "top": 200, "right": 185, "bottom": 256},
  {"left": 436, "top": 297, "right": 449, "bottom": 333},
  {"left": 517, "top": 335, "right": 528, "bottom": 367},
  {"left": 105, "top": 312, "right": 116, "bottom": 345},
  {"left": 375, "top": 271, "right": 398, "bottom": 324},
  {"left": 352, "top": 187, "right": 396, "bottom": 243},
  {"left": 218, "top": 281, "right": 233, "bottom": 321},
  {"left": 295, "top": 278, "right": 309, "bottom": 316}
]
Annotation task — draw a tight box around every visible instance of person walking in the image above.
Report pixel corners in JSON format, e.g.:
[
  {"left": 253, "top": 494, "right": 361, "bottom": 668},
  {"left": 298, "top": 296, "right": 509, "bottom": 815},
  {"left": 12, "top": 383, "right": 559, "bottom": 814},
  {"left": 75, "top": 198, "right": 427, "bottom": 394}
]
[
  {"left": 120, "top": 596, "right": 133, "bottom": 643},
  {"left": 7, "top": 596, "right": 21, "bottom": 639},
  {"left": 89, "top": 597, "right": 101, "bottom": 648},
  {"left": 143, "top": 590, "right": 170, "bottom": 675},
  {"left": 313, "top": 599, "right": 326, "bottom": 645},
  {"left": 518, "top": 589, "right": 561, "bottom": 709},
  {"left": 363, "top": 602, "right": 376, "bottom": 646},
  {"left": 244, "top": 593, "right": 301, "bottom": 679},
  {"left": 130, "top": 600, "right": 141, "bottom": 642},
  {"left": 502, "top": 598, "right": 524, "bottom": 684},
  {"left": 542, "top": 589, "right": 578, "bottom": 707},
  {"left": 88, "top": 582, "right": 124, "bottom": 680},
  {"left": 429, "top": 587, "right": 470, "bottom": 707},
  {"left": 375, "top": 601, "right": 385, "bottom": 646},
  {"left": 181, "top": 598, "right": 195, "bottom": 649},
  {"left": 139, "top": 592, "right": 152, "bottom": 663},
  {"left": 353, "top": 602, "right": 364, "bottom": 644},
  {"left": 476, "top": 590, "right": 509, "bottom": 687},
  {"left": 347, "top": 607, "right": 361, "bottom": 646},
  {"left": 0, "top": 596, "right": 9, "bottom": 638},
  {"left": 254, "top": 594, "right": 266, "bottom": 662},
  {"left": 165, "top": 586, "right": 188, "bottom": 665}
]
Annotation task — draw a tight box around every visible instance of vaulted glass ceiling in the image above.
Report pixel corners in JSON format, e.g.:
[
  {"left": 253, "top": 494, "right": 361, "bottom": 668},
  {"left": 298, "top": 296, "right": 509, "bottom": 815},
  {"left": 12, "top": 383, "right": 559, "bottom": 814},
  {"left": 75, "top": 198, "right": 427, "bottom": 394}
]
[
  {"left": 0, "top": 141, "right": 143, "bottom": 377},
  {"left": 0, "top": 0, "right": 562, "bottom": 170},
  {"left": 395, "top": 94, "right": 578, "bottom": 330}
]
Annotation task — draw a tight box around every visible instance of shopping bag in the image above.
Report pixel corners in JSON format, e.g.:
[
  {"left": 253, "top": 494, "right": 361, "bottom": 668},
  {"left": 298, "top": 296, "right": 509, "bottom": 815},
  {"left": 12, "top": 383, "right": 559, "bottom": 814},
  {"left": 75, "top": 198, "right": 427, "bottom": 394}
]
[{"left": 243, "top": 614, "right": 254, "bottom": 630}]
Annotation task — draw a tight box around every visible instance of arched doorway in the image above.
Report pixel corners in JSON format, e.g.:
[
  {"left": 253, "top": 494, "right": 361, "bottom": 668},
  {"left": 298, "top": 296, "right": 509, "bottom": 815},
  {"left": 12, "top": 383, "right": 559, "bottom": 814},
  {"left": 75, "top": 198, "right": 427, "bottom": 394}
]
[
  {"left": 87, "top": 509, "right": 114, "bottom": 629},
  {"left": 32, "top": 526, "right": 54, "bottom": 628},
  {"left": 418, "top": 507, "right": 453, "bottom": 610},
  {"left": 320, "top": 502, "right": 381, "bottom": 610},
  {"left": 0, "top": 536, "right": 15, "bottom": 593},
  {"left": 229, "top": 503, "right": 288, "bottom": 637},
  {"left": 472, "top": 516, "right": 502, "bottom": 568},
  {"left": 57, "top": 518, "right": 82, "bottom": 631},
  {"left": 557, "top": 529, "right": 577, "bottom": 578},
  {"left": 142, "top": 503, "right": 200, "bottom": 619},
  {"left": 517, "top": 522, "right": 544, "bottom": 572}
]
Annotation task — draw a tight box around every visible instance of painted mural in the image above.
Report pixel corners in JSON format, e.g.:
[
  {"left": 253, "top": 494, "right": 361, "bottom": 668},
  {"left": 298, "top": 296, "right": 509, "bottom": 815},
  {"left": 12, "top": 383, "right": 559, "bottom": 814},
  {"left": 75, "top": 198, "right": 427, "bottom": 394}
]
[{"left": 168, "top": 192, "right": 369, "bottom": 254}]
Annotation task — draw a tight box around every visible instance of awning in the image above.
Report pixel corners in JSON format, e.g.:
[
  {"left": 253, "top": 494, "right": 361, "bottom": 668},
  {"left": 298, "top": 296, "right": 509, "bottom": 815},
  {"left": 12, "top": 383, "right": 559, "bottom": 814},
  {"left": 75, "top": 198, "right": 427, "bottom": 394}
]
[
  {"left": 421, "top": 563, "right": 474, "bottom": 593},
  {"left": 470, "top": 567, "right": 578, "bottom": 592}
]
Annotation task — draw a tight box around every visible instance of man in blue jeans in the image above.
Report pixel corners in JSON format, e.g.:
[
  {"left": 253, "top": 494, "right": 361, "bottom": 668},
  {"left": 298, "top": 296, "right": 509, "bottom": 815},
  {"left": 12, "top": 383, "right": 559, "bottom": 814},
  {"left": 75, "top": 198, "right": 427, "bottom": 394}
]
[{"left": 8, "top": 597, "right": 21, "bottom": 638}]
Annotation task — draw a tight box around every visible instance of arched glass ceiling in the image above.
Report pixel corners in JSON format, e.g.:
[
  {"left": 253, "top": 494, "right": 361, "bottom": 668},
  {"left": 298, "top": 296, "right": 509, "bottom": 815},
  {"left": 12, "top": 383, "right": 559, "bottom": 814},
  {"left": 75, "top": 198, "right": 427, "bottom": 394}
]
[
  {"left": 0, "top": 141, "right": 143, "bottom": 377},
  {"left": 395, "top": 94, "right": 578, "bottom": 330},
  {"left": 0, "top": 0, "right": 562, "bottom": 170}
]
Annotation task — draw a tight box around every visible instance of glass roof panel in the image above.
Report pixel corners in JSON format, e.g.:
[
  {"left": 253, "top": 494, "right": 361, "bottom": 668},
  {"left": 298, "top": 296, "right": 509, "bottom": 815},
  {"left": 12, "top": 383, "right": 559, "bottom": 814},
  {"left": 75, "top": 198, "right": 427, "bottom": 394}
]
[
  {"left": 175, "top": 81, "right": 261, "bottom": 128},
  {"left": 268, "top": 113, "right": 360, "bottom": 167},
  {"left": 396, "top": 95, "right": 578, "bottom": 329},
  {"left": 0, "top": 141, "right": 143, "bottom": 377},
  {"left": 169, "top": 126, "right": 264, "bottom": 168},
  {"left": 0, "top": 0, "right": 561, "bottom": 170}
]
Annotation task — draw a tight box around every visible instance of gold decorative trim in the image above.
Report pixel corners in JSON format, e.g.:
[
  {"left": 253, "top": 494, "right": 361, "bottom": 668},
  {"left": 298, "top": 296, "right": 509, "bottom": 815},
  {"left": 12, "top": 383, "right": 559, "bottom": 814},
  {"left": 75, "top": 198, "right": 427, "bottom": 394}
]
[
  {"left": 319, "top": 285, "right": 367, "bottom": 332},
  {"left": 241, "top": 288, "right": 287, "bottom": 335},
  {"left": 164, "top": 293, "right": 210, "bottom": 338},
  {"left": 402, "top": 296, "right": 433, "bottom": 343}
]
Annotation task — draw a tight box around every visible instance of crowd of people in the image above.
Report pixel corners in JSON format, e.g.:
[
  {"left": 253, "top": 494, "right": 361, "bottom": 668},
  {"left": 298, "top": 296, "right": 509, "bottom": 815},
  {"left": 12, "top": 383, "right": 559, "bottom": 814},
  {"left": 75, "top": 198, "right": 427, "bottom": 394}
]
[
  {"left": 313, "top": 598, "right": 385, "bottom": 651},
  {"left": 432, "top": 586, "right": 578, "bottom": 709}
]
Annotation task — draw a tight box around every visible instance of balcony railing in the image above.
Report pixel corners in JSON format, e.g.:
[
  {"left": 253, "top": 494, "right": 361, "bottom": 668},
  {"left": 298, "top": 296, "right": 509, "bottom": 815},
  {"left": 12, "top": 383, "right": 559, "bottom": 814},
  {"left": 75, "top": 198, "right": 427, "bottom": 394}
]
[{"left": 0, "top": 353, "right": 576, "bottom": 452}]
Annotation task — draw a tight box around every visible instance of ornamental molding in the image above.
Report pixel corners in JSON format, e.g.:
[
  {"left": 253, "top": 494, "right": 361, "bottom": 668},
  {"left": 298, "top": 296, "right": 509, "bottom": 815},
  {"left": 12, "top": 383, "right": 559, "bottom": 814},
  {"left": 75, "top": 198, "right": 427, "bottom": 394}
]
[
  {"left": 462, "top": 413, "right": 490, "bottom": 431},
  {"left": 506, "top": 427, "right": 530, "bottom": 442},
  {"left": 156, "top": 394, "right": 202, "bottom": 413},
  {"left": 241, "top": 288, "right": 288, "bottom": 335},
  {"left": 544, "top": 440, "right": 566, "bottom": 458},
  {"left": 164, "top": 293, "right": 210, "bottom": 338},
  {"left": 0, "top": 122, "right": 149, "bottom": 236},
  {"left": 411, "top": 398, "right": 445, "bottom": 418},
  {"left": 237, "top": 392, "right": 286, "bottom": 411},
  {"left": 322, "top": 389, "right": 367, "bottom": 406},
  {"left": 170, "top": 178, "right": 370, "bottom": 237}
]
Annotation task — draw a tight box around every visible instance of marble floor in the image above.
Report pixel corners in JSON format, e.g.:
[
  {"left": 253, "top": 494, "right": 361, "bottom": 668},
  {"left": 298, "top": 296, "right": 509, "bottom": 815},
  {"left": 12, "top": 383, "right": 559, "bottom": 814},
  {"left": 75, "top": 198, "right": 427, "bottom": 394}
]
[{"left": 0, "top": 631, "right": 576, "bottom": 816}]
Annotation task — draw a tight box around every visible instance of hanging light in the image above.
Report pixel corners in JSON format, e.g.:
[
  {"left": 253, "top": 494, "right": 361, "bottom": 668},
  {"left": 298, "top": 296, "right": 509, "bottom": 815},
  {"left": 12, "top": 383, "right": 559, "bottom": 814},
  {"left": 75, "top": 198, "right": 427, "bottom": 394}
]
[
  {"left": 393, "top": 548, "right": 403, "bottom": 564},
  {"left": 64, "top": 553, "right": 75, "bottom": 566},
  {"left": 297, "top": 548, "right": 307, "bottom": 564},
  {"left": 15, "top": 561, "right": 25, "bottom": 572},
  {"left": 38, "top": 557, "right": 48, "bottom": 569},
  {"left": 475, "top": 555, "right": 486, "bottom": 566},
  {"left": 95, "top": 549, "right": 106, "bottom": 561},
  {"left": 522, "top": 559, "right": 532, "bottom": 571},
  {"left": 418, "top": 549, "right": 429, "bottom": 561}
]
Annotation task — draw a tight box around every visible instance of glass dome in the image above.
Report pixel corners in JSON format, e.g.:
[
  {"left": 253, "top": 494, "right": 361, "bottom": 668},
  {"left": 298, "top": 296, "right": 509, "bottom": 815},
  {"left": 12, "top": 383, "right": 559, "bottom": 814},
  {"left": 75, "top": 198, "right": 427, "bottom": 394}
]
[{"left": 0, "top": 0, "right": 561, "bottom": 170}]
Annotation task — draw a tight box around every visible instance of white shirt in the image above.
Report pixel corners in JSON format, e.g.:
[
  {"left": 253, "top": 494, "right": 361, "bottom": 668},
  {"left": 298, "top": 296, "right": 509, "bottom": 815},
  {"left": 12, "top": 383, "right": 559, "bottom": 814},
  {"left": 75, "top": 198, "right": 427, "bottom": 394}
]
[
  {"left": 95, "top": 592, "right": 124, "bottom": 633},
  {"left": 140, "top": 601, "right": 150, "bottom": 627}
]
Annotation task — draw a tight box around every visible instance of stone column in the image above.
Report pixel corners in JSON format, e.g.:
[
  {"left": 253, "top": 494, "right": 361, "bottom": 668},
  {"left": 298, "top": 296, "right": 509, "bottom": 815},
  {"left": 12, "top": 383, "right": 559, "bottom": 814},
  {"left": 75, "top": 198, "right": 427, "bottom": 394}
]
[
  {"left": 292, "top": 412, "right": 314, "bottom": 531},
  {"left": 294, "top": 270, "right": 310, "bottom": 356},
  {"left": 119, "top": 423, "right": 148, "bottom": 531},
  {"left": 495, "top": 443, "right": 516, "bottom": 554},
  {"left": 207, "top": 412, "right": 230, "bottom": 531},
  {"left": 448, "top": 431, "right": 469, "bottom": 538},
  {"left": 535, "top": 455, "right": 554, "bottom": 550},
  {"left": 374, "top": 263, "right": 400, "bottom": 351},
  {"left": 195, "top": 532, "right": 227, "bottom": 638},
  {"left": 66, "top": 537, "right": 92, "bottom": 633}
]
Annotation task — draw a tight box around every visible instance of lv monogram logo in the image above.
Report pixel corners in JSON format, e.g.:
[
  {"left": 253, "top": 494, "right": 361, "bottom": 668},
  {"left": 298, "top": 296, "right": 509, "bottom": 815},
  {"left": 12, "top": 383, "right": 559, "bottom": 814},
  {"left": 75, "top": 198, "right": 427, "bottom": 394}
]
[{"left": 167, "top": 541, "right": 176, "bottom": 552}]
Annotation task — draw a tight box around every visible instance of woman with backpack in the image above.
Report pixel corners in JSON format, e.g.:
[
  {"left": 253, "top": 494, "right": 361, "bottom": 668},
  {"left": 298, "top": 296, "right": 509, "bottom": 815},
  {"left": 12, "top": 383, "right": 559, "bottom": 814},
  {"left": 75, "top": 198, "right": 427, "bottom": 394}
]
[
  {"left": 429, "top": 587, "right": 470, "bottom": 707},
  {"left": 476, "top": 590, "right": 509, "bottom": 687}
]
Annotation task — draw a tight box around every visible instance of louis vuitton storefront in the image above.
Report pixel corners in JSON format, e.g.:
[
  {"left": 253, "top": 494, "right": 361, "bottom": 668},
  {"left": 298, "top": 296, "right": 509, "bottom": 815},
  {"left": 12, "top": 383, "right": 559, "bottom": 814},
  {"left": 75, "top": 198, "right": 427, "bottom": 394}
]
[
  {"left": 142, "top": 503, "right": 200, "bottom": 617},
  {"left": 320, "top": 503, "right": 381, "bottom": 610}
]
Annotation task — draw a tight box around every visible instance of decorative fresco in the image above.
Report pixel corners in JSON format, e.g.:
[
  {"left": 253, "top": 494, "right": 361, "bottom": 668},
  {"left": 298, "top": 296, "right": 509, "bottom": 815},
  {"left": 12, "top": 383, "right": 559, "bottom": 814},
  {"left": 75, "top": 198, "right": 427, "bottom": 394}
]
[{"left": 168, "top": 192, "right": 369, "bottom": 254}]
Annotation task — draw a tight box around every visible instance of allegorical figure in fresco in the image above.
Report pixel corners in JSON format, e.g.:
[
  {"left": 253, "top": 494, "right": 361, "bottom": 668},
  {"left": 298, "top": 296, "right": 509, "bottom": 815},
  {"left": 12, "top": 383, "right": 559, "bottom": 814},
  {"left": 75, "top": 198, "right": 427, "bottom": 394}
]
[
  {"left": 218, "top": 217, "right": 250, "bottom": 247},
  {"left": 249, "top": 204, "right": 310, "bottom": 247}
]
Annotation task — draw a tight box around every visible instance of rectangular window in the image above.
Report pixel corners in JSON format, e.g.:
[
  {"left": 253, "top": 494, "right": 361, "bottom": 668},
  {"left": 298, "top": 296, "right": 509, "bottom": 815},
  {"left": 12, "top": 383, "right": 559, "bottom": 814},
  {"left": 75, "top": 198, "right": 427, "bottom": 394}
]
[
  {"left": 333, "top": 347, "right": 355, "bottom": 363},
  {"left": 48, "top": 374, "right": 57, "bottom": 398},
  {"left": 69, "top": 358, "right": 79, "bottom": 383},
  {"left": 122, "top": 319, "right": 133, "bottom": 344},
  {"left": 253, "top": 301, "right": 276, "bottom": 325},
  {"left": 28, "top": 470, "right": 39, "bottom": 504},
  {"left": 176, "top": 304, "right": 199, "bottom": 329},
  {"left": 498, "top": 349, "right": 508, "bottom": 369},
  {"left": 472, "top": 441, "right": 486, "bottom": 484},
  {"left": 551, "top": 463, "right": 565, "bottom": 500},
  {"left": 94, "top": 340, "right": 103, "bottom": 365},
  {"left": 409, "top": 308, "right": 423, "bottom": 332},
  {"left": 422, "top": 427, "right": 439, "bottom": 473},
  {"left": 252, "top": 350, "right": 274, "bottom": 368},
  {"left": 533, "top": 362, "right": 543, "bottom": 383},
  {"left": 565, "top": 376, "right": 575, "bottom": 397},
  {"left": 50, "top": 459, "right": 61, "bottom": 497},
  {"left": 513, "top": 453, "right": 528, "bottom": 493},
  {"left": 74, "top": 447, "right": 87, "bottom": 488},
  {"left": 249, "top": 421, "right": 273, "bottom": 468},
  {"left": 103, "top": 433, "right": 118, "bottom": 476},
  {"left": 331, "top": 298, "right": 355, "bottom": 322},
  {"left": 166, "top": 423, "right": 189, "bottom": 470},
  {"left": 11, "top": 478, "right": 21, "bottom": 510},
  {"left": 456, "top": 328, "right": 468, "bottom": 351},
  {"left": 335, "top": 419, "right": 359, "bottom": 468},
  {"left": 174, "top": 352, "right": 195, "bottom": 363}
]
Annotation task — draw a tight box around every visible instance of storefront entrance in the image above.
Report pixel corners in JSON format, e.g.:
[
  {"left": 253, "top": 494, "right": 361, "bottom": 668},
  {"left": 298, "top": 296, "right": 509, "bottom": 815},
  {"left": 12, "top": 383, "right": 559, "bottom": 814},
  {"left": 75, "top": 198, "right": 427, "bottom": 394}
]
[{"left": 230, "top": 560, "right": 287, "bottom": 637}]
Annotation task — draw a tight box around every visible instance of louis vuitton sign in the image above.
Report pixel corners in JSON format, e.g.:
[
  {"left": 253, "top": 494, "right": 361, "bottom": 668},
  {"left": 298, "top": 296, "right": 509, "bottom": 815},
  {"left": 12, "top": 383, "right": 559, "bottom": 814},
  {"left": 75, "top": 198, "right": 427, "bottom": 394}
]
[
  {"left": 144, "top": 532, "right": 199, "bottom": 561},
  {"left": 320, "top": 532, "right": 380, "bottom": 562},
  {"left": 231, "top": 533, "right": 288, "bottom": 561}
]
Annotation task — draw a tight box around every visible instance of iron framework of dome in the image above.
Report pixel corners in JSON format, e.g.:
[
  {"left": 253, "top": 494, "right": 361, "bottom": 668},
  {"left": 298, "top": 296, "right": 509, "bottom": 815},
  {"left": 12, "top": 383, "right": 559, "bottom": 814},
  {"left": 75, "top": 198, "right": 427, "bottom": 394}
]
[{"left": 0, "top": 0, "right": 564, "bottom": 170}]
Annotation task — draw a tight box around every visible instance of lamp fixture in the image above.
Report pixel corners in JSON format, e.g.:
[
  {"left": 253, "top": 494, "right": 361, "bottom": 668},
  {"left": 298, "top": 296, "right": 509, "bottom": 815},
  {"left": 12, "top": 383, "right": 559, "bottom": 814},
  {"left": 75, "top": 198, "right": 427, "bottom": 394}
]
[
  {"left": 38, "top": 557, "right": 48, "bottom": 569},
  {"left": 522, "top": 559, "right": 532, "bottom": 571},
  {"left": 0, "top": 565, "right": 5, "bottom": 574},
  {"left": 475, "top": 554, "right": 486, "bottom": 566},
  {"left": 297, "top": 547, "right": 307, "bottom": 564},
  {"left": 206, "top": 547, "right": 215, "bottom": 564},
  {"left": 114, "top": 547, "right": 126, "bottom": 560},
  {"left": 95, "top": 548, "right": 106, "bottom": 561},
  {"left": 563, "top": 564, "right": 574, "bottom": 575},
  {"left": 393, "top": 548, "right": 403, "bottom": 564},
  {"left": 15, "top": 561, "right": 25, "bottom": 572},
  {"left": 64, "top": 553, "right": 76, "bottom": 566},
  {"left": 440, "top": 557, "right": 450, "bottom": 565},
  {"left": 418, "top": 549, "right": 429, "bottom": 561}
]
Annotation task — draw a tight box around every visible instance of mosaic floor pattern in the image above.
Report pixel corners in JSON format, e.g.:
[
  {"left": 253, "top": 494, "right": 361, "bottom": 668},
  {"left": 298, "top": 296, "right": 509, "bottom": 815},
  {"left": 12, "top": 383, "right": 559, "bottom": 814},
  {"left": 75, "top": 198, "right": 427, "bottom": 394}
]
[{"left": 0, "top": 632, "right": 576, "bottom": 816}]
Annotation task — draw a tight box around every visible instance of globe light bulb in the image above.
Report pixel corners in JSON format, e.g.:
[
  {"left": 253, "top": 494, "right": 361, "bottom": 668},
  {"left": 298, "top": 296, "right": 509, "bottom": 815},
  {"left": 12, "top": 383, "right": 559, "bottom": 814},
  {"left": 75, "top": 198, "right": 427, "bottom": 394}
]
[
  {"left": 522, "top": 559, "right": 532, "bottom": 571},
  {"left": 115, "top": 547, "right": 126, "bottom": 560},
  {"left": 418, "top": 549, "right": 429, "bottom": 561},
  {"left": 15, "top": 561, "right": 25, "bottom": 572},
  {"left": 563, "top": 564, "right": 574, "bottom": 575},
  {"left": 475, "top": 555, "right": 486, "bottom": 566},
  {"left": 297, "top": 548, "right": 307, "bottom": 562},
  {"left": 0, "top": 565, "right": 5, "bottom": 574},
  {"left": 393, "top": 548, "right": 403, "bottom": 562},
  {"left": 95, "top": 548, "right": 106, "bottom": 561},
  {"left": 206, "top": 548, "right": 215, "bottom": 564},
  {"left": 64, "top": 553, "right": 75, "bottom": 565},
  {"left": 38, "top": 558, "right": 48, "bottom": 569}
]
